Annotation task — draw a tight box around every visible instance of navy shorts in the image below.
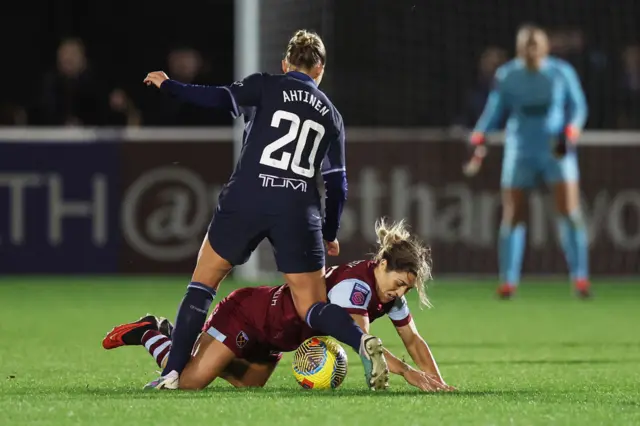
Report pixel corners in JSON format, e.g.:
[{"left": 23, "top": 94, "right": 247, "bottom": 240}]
[{"left": 207, "top": 207, "right": 325, "bottom": 274}]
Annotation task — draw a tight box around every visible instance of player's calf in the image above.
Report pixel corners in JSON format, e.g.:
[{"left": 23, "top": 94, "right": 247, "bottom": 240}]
[
  {"left": 162, "top": 238, "right": 231, "bottom": 376},
  {"left": 552, "top": 180, "right": 590, "bottom": 297},
  {"left": 141, "top": 330, "right": 172, "bottom": 369},
  {"left": 305, "top": 301, "right": 364, "bottom": 353},
  {"left": 497, "top": 189, "right": 528, "bottom": 295}
]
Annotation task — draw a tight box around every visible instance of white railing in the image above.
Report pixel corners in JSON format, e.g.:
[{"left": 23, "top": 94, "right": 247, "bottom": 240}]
[{"left": 1, "top": 127, "right": 640, "bottom": 145}]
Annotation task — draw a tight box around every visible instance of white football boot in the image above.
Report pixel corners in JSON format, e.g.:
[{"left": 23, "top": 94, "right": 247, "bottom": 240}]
[
  {"left": 359, "top": 334, "right": 389, "bottom": 390},
  {"left": 143, "top": 370, "right": 179, "bottom": 390}
]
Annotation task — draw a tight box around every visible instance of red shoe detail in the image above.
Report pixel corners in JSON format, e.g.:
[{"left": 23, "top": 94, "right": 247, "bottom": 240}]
[
  {"left": 497, "top": 283, "right": 516, "bottom": 299},
  {"left": 575, "top": 279, "right": 590, "bottom": 291},
  {"left": 102, "top": 320, "right": 153, "bottom": 350},
  {"left": 575, "top": 279, "right": 591, "bottom": 298}
]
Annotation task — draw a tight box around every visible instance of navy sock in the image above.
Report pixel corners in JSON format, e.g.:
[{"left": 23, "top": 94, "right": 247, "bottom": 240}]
[
  {"left": 306, "top": 302, "right": 364, "bottom": 353},
  {"left": 162, "top": 282, "right": 215, "bottom": 376}
]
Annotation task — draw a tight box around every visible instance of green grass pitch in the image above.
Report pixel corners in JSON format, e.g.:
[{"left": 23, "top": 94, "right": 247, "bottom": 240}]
[{"left": 1, "top": 276, "right": 639, "bottom": 425}]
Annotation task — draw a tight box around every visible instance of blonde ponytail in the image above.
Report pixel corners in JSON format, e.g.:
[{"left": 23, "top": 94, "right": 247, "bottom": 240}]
[{"left": 374, "top": 218, "right": 433, "bottom": 308}]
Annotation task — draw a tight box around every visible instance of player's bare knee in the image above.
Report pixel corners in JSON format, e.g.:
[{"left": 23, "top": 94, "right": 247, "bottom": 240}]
[
  {"left": 232, "top": 378, "right": 268, "bottom": 388},
  {"left": 501, "top": 195, "right": 516, "bottom": 223},
  {"left": 554, "top": 195, "right": 572, "bottom": 216},
  {"left": 502, "top": 189, "right": 528, "bottom": 226},
  {"left": 286, "top": 270, "right": 327, "bottom": 319},
  {"left": 554, "top": 182, "right": 581, "bottom": 216},
  {"left": 296, "top": 295, "right": 327, "bottom": 320},
  {"left": 501, "top": 203, "right": 526, "bottom": 226},
  {"left": 561, "top": 209, "right": 586, "bottom": 228},
  {"left": 512, "top": 207, "right": 527, "bottom": 225},
  {"left": 178, "top": 383, "right": 205, "bottom": 390},
  {"left": 178, "top": 376, "right": 208, "bottom": 390},
  {"left": 291, "top": 299, "right": 316, "bottom": 320},
  {"left": 557, "top": 198, "right": 581, "bottom": 217}
]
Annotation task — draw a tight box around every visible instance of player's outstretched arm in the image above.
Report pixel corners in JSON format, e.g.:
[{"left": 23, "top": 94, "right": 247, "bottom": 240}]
[
  {"left": 144, "top": 71, "right": 234, "bottom": 109},
  {"left": 463, "top": 69, "right": 506, "bottom": 177},
  {"left": 144, "top": 71, "right": 264, "bottom": 118},
  {"left": 395, "top": 320, "right": 454, "bottom": 390},
  {"left": 349, "top": 312, "right": 447, "bottom": 392},
  {"left": 382, "top": 348, "right": 450, "bottom": 392}
]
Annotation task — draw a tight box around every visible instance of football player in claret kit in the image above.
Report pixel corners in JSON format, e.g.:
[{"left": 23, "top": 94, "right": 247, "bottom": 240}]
[
  {"left": 464, "top": 24, "right": 590, "bottom": 299},
  {"left": 141, "top": 30, "right": 389, "bottom": 390},
  {"left": 103, "top": 219, "right": 454, "bottom": 392}
]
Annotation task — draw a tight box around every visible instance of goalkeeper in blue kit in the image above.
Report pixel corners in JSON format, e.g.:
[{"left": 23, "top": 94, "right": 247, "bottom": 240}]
[{"left": 465, "top": 25, "right": 590, "bottom": 299}]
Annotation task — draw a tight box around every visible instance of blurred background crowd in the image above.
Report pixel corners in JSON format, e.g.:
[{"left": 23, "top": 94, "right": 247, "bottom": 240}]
[{"left": 0, "top": 0, "right": 638, "bottom": 129}]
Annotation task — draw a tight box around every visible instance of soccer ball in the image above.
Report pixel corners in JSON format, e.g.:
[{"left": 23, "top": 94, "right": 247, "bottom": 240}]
[{"left": 292, "top": 336, "right": 348, "bottom": 390}]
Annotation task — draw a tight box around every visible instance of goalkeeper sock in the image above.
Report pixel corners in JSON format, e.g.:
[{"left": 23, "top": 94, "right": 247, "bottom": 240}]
[
  {"left": 498, "top": 223, "right": 526, "bottom": 286},
  {"left": 306, "top": 302, "right": 364, "bottom": 353},
  {"left": 557, "top": 212, "right": 589, "bottom": 280}
]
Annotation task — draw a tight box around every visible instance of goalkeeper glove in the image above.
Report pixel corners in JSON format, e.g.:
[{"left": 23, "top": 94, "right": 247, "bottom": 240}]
[
  {"left": 554, "top": 125, "right": 580, "bottom": 158},
  {"left": 462, "top": 132, "right": 488, "bottom": 177}
]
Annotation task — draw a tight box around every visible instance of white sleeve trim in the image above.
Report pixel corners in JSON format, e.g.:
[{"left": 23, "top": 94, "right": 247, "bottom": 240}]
[
  {"left": 388, "top": 296, "right": 410, "bottom": 322},
  {"left": 322, "top": 167, "right": 346, "bottom": 176},
  {"left": 327, "top": 279, "right": 372, "bottom": 310}
]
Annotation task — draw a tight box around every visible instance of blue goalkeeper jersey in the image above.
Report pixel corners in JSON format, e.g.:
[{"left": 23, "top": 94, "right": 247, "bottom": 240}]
[{"left": 473, "top": 56, "right": 587, "bottom": 157}]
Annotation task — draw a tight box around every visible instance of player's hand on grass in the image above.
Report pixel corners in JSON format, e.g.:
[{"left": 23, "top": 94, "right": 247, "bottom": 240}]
[
  {"left": 144, "top": 71, "right": 170, "bottom": 89},
  {"left": 404, "top": 369, "right": 452, "bottom": 392},
  {"left": 324, "top": 239, "right": 340, "bottom": 256},
  {"left": 422, "top": 374, "right": 455, "bottom": 392},
  {"left": 438, "top": 381, "right": 457, "bottom": 392}
]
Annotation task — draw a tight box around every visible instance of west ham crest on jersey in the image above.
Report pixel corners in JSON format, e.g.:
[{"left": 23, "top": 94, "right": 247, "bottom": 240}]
[{"left": 236, "top": 331, "right": 249, "bottom": 348}]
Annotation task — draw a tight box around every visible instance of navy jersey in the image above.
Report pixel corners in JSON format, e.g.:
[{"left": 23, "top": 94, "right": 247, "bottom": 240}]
[{"left": 219, "top": 71, "right": 345, "bottom": 216}]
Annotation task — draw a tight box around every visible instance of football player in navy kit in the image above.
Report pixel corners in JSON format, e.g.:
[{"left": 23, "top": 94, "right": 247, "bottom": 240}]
[{"left": 141, "top": 30, "right": 388, "bottom": 390}]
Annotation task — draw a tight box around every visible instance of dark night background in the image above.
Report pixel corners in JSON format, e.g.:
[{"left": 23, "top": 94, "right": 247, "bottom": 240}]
[{"left": 0, "top": 0, "right": 638, "bottom": 129}]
